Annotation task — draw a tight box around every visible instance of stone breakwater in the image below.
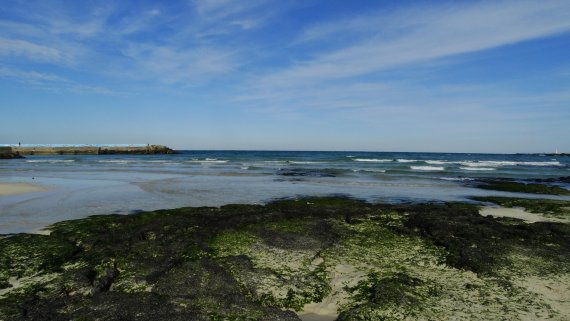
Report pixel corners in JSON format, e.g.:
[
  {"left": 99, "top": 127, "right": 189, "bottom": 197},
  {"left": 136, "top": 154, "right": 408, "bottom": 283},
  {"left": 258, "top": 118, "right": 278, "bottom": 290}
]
[
  {"left": 5, "top": 145, "right": 175, "bottom": 156},
  {"left": 0, "top": 147, "right": 23, "bottom": 159}
]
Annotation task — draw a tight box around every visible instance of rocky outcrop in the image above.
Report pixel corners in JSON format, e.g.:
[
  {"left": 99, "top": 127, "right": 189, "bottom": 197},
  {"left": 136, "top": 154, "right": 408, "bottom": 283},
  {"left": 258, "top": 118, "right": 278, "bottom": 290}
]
[{"left": 1, "top": 197, "right": 569, "bottom": 320}]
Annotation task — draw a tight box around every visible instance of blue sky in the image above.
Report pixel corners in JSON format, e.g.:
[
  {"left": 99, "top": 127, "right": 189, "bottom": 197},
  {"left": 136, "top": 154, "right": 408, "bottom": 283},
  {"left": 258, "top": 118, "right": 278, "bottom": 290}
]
[{"left": 1, "top": 0, "right": 569, "bottom": 153}]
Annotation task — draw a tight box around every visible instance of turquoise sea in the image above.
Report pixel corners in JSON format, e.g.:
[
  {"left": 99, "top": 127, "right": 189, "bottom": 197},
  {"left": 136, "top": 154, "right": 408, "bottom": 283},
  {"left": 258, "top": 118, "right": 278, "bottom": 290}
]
[{"left": 1, "top": 150, "right": 569, "bottom": 234}]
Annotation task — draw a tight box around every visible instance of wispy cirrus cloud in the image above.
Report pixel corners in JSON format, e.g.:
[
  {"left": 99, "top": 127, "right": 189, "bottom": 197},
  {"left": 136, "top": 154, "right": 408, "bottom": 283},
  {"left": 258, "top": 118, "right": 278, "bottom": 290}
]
[
  {"left": 0, "top": 38, "right": 63, "bottom": 62},
  {"left": 0, "top": 1, "right": 271, "bottom": 91},
  {"left": 0, "top": 65, "right": 129, "bottom": 96},
  {"left": 0, "top": 2, "right": 109, "bottom": 67},
  {"left": 1, "top": 0, "right": 569, "bottom": 107},
  {"left": 121, "top": 44, "right": 237, "bottom": 85},
  {"left": 264, "top": 0, "right": 570, "bottom": 86},
  {"left": 228, "top": 0, "right": 570, "bottom": 133},
  {"left": 0, "top": 66, "right": 65, "bottom": 83},
  {"left": 194, "top": 0, "right": 266, "bottom": 20}
]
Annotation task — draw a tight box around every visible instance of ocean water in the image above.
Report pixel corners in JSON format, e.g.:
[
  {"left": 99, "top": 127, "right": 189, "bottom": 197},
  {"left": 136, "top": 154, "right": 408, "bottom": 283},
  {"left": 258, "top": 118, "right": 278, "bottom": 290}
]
[{"left": 1, "top": 150, "right": 569, "bottom": 234}]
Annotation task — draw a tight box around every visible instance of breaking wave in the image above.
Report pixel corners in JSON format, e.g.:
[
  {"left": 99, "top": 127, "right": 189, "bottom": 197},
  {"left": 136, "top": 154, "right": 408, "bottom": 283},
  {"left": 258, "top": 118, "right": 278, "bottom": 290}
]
[
  {"left": 411, "top": 166, "right": 445, "bottom": 171},
  {"left": 353, "top": 158, "right": 392, "bottom": 162},
  {"left": 460, "top": 167, "right": 496, "bottom": 171}
]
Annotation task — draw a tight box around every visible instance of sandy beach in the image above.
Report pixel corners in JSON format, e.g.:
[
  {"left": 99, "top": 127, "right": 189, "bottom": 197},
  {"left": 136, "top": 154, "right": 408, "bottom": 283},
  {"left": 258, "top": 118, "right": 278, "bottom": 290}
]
[
  {"left": 0, "top": 183, "right": 47, "bottom": 196},
  {"left": 480, "top": 206, "right": 570, "bottom": 223}
]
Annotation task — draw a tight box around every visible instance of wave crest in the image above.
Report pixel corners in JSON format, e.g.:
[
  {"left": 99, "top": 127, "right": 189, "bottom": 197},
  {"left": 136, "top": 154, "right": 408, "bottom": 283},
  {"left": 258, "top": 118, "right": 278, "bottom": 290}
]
[{"left": 411, "top": 166, "right": 444, "bottom": 171}]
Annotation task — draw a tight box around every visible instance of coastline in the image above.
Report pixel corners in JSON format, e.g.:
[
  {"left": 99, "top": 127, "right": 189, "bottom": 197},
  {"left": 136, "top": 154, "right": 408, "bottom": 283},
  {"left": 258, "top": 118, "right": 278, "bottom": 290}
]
[
  {"left": 2, "top": 151, "right": 570, "bottom": 235},
  {"left": 1, "top": 197, "right": 569, "bottom": 320},
  {"left": 1, "top": 151, "right": 570, "bottom": 319}
]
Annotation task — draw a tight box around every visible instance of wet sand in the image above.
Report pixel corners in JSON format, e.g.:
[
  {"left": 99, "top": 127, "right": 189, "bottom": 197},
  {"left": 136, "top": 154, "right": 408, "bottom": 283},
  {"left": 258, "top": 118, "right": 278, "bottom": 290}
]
[
  {"left": 480, "top": 206, "right": 569, "bottom": 223},
  {"left": 0, "top": 183, "right": 47, "bottom": 196}
]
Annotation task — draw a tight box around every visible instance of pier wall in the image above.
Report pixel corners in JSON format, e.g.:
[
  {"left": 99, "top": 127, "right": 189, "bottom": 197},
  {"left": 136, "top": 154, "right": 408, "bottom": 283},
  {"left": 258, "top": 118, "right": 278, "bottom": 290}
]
[
  {"left": 0, "top": 147, "right": 23, "bottom": 159},
  {"left": 8, "top": 145, "right": 174, "bottom": 156}
]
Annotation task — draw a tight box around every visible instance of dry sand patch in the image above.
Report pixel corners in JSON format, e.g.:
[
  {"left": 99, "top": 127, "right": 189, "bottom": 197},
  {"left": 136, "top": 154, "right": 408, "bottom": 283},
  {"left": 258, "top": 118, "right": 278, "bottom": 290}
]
[
  {"left": 0, "top": 182, "right": 47, "bottom": 196},
  {"left": 480, "top": 206, "right": 568, "bottom": 223}
]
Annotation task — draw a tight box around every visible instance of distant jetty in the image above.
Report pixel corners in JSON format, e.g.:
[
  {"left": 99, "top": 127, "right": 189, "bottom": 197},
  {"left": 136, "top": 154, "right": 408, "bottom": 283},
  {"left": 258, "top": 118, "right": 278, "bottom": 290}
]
[
  {"left": 0, "top": 147, "right": 24, "bottom": 159},
  {"left": 1, "top": 145, "right": 175, "bottom": 158}
]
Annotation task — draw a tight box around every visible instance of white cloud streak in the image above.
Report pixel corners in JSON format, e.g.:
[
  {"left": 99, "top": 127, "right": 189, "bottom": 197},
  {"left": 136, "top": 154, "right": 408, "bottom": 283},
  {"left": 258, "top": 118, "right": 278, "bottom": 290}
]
[
  {"left": 228, "top": 0, "right": 570, "bottom": 131},
  {"left": 0, "top": 66, "right": 128, "bottom": 96},
  {"left": 121, "top": 44, "right": 237, "bottom": 85},
  {"left": 1, "top": 0, "right": 569, "bottom": 105},
  {"left": 0, "top": 1, "right": 259, "bottom": 89},
  {"left": 0, "top": 66, "right": 64, "bottom": 83},
  {"left": 0, "top": 38, "right": 62, "bottom": 62},
  {"left": 194, "top": 0, "right": 265, "bottom": 20},
  {"left": 266, "top": 1, "right": 570, "bottom": 85}
]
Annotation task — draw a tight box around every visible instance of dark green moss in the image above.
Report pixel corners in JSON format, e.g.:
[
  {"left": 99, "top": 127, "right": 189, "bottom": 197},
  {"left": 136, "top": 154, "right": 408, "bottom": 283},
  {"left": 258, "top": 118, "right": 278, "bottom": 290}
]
[
  {"left": 0, "top": 204, "right": 305, "bottom": 320},
  {"left": 1, "top": 197, "right": 569, "bottom": 320},
  {"left": 477, "top": 181, "right": 570, "bottom": 195},
  {"left": 347, "top": 272, "right": 425, "bottom": 306},
  {"left": 0, "top": 233, "right": 77, "bottom": 279},
  {"left": 338, "top": 272, "right": 436, "bottom": 321},
  {"left": 210, "top": 214, "right": 336, "bottom": 311},
  {"left": 397, "top": 203, "right": 570, "bottom": 275}
]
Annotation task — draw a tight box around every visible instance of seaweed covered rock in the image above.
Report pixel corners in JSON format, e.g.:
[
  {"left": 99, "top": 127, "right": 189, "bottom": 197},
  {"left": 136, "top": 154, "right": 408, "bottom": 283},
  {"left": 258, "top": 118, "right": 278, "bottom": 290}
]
[
  {"left": 338, "top": 272, "right": 433, "bottom": 321},
  {"left": 0, "top": 234, "right": 77, "bottom": 288},
  {"left": 476, "top": 180, "right": 570, "bottom": 195},
  {"left": 400, "top": 203, "right": 570, "bottom": 275},
  {"left": 1, "top": 197, "right": 569, "bottom": 320}
]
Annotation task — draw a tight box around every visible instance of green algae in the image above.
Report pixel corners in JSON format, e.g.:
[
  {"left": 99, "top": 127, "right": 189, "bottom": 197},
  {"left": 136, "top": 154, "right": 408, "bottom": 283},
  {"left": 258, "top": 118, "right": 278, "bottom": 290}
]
[
  {"left": 1, "top": 197, "right": 569, "bottom": 320},
  {"left": 0, "top": 233, "right": 77, "bottom": 290},
  {"left": 338, "top": 272, "right": 437, "bottom": 321},
  {"left": 477, "top": 181, "right": 570, "bottom": 196},
  {"left": 210, "top": 217, "right": 334, "bottom": 311}
]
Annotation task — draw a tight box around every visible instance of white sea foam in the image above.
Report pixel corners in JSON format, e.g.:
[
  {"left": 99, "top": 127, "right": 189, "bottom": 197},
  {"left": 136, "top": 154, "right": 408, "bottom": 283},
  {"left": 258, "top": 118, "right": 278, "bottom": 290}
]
[
  {"left": 397, "top": 159, "right": 419, "bottom": 163},
  {"left": 411, "top": 166, "right": 444, "bottom": 171},
  {"left": 353, "top": 158, "right": 392, "bottom": 162},
  {"left": 459, "top": 161, "right": 496, "bottom": 167},
  {"left": 425, "top": 160, "right": 448, "bottom": 165},
  {"left": 521, "top": 161, "right": 562, "bottom": 166},
  {"left": 460, "top": 160, "right": 561, "bottom": 167},
  {"left": 459, "top": 161, "right": 513, "bottom": 167},
  {"left": 187, "top": 159, "right": 229, "bottom": 164},
  {"left": 460, "top": 167, "right": 496, "bottom": 171}
]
